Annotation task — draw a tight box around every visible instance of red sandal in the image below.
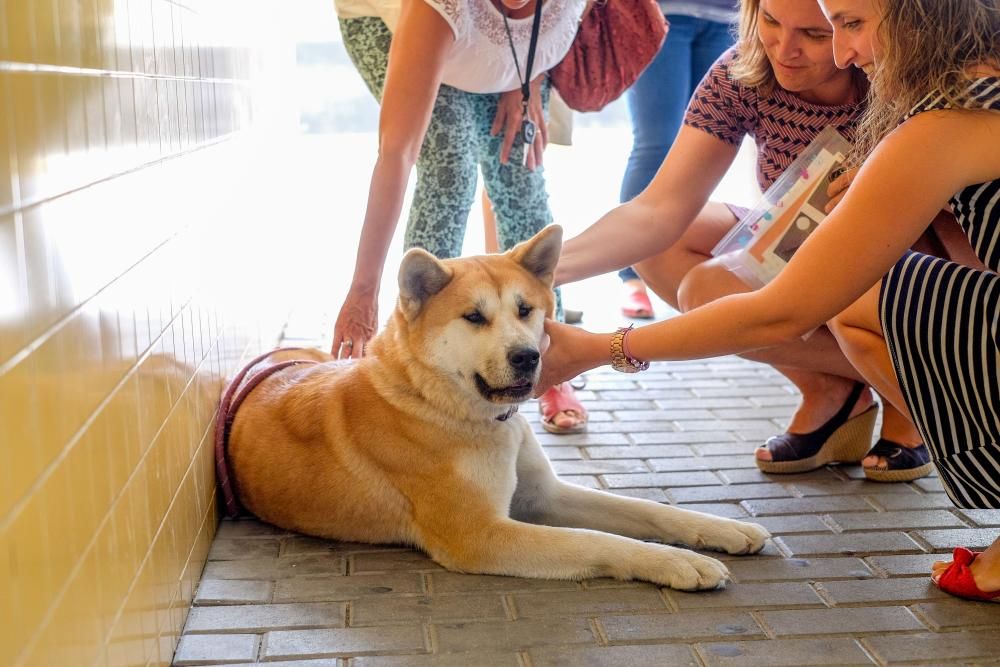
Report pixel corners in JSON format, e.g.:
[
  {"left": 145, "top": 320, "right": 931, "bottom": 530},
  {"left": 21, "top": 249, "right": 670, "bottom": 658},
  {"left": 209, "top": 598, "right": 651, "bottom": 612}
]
[
  {"left": 931, "top": 547, "right": 1000, "bottom": 602},
  {"left": 539, "top": 382, "right": 588, "bottom": 434}
]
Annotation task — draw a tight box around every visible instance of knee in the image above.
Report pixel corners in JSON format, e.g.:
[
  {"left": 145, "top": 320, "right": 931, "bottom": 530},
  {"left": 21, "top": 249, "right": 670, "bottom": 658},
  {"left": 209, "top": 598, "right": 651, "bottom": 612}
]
[{"left": 676, "top": 259, "right": 736, "bottom": 313}]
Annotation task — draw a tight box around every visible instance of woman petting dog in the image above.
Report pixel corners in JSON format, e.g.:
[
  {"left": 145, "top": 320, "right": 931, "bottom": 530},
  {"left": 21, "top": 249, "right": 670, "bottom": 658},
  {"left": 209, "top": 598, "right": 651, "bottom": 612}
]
[
  {"left": 332, "top": 0, "right": 589, "bottom": 433},
  {"left": 557, "top": 0, "right": 937, "bottom": 480},
  {"left": 543, "top": 0, "right": 1000, "bottom": 603}
]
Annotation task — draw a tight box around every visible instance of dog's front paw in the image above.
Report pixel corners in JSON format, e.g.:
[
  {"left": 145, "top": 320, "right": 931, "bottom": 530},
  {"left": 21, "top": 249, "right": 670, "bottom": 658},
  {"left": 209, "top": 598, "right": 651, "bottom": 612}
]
[
  {"left": 685, "top": 517, "right": 771, "bottom": 554},
  {"left": 639, "top": 546, "right": 730, "bottom": 591}
]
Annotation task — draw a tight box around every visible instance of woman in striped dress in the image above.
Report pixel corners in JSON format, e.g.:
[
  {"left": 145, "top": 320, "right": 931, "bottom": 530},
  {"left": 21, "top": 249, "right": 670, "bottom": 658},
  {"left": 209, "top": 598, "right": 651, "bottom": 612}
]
[{"left": 541, "top": 0, "right": 1000, "bottom": 601}]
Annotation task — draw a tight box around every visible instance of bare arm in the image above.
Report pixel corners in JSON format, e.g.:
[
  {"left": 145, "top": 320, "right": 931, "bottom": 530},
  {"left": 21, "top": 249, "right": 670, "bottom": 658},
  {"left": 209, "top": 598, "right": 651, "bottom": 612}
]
[
  {"left": 541, "top": 110, "right": 1000, "bottom": 386},
  {"left": 333, "top": 0, "right": 453, "bottom": 356},
  {"left": 555, "top": 126, "right": 740, "bottom": 286}
]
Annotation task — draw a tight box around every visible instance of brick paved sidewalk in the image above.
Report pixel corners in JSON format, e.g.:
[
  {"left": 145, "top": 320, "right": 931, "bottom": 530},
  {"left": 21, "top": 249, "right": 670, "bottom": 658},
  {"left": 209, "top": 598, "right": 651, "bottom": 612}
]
[{"left": 175, "top": 355, "right": 1000, "bottom": 666}]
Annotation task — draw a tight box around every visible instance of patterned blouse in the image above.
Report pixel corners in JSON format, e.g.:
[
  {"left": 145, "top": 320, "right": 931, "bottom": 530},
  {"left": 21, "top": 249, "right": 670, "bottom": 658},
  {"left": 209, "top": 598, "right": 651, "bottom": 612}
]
[{"left": 684, "top": 48, "right": 865, "bottom": 191}]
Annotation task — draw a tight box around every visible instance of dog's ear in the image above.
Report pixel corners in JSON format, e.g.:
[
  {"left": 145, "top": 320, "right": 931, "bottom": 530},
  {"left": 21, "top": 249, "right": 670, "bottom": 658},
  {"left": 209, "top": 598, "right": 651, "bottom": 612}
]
[
  {"left": 508, "top": 225, "right": 562, "bottom": 286},
  {"left": 398, "top": 248, "right": 453, "bottom": 319}
]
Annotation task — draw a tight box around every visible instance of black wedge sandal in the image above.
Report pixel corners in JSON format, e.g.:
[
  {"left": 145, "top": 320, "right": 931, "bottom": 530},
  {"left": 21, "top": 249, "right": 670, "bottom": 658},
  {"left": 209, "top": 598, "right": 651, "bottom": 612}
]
[
  {"left": 756, "top": 382, "right": 877, "bottom": 474},
  {"left": 863, "top": 439, "right": 933, "bottom": 482}
]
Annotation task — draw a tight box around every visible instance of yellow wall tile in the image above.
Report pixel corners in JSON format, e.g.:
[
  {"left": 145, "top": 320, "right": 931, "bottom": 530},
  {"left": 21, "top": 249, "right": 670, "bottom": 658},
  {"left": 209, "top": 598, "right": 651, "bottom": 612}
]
[{"left": 2, "top": 1, "right": 289, "bottom": 664}]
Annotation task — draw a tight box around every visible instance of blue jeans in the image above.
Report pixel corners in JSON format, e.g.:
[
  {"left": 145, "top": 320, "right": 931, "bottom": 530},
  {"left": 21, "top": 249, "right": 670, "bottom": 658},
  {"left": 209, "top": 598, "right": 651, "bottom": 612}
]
[{"left": 619, "top": 14, "right": 734, "bottom": 282}]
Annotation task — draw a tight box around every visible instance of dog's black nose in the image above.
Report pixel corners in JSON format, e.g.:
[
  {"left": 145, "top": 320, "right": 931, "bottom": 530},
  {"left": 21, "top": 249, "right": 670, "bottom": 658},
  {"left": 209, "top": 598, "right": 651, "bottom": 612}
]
[{"left": 508, "top": 347, "right": 540, "bottom": 372}]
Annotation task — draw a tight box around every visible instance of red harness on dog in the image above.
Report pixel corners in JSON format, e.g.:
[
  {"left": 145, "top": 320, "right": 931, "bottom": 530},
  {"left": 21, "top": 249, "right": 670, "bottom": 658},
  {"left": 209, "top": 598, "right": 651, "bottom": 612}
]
[{"left": 213, "top": 348, "right": 318, "bottom": 518}]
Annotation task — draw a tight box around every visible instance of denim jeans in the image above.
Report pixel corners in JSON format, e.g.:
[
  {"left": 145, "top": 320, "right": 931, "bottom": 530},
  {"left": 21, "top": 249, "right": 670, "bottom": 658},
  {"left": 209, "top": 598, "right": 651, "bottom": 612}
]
[{"left": 619, "top": 14, "right": 734, "bottom": 282}]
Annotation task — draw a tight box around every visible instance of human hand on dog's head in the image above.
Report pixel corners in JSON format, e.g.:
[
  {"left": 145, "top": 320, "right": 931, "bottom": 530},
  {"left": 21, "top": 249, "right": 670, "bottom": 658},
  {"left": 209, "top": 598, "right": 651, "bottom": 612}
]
[
  {"left": 332, "top": 285, "right": 379, "bottom": 359},
  {"left": 534, "top": 319, "right": 605, "bottom": 397}
]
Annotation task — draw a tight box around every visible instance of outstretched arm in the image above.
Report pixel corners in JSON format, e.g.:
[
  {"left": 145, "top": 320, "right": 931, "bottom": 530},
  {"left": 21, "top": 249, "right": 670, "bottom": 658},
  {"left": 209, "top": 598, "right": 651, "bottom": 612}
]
[
  {"left": 542, "top": 110, "right": 999, "bottom": 386},
  {"left": 334, "top": 0, "right": 453, "bottom": 357},
  {"left": 555, "top": 126, "right": 739, "bottom": 286}
]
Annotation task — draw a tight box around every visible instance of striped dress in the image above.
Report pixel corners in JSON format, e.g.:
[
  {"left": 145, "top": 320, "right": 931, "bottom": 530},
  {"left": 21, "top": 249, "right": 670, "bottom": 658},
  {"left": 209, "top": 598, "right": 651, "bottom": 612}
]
[{"left": 880, "top": 78, "right": 1000, "bottom": 509}]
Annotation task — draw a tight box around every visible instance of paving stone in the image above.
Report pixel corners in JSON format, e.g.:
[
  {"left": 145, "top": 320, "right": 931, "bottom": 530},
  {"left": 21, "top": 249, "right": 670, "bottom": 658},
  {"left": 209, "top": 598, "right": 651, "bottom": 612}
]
[
  {"left": 352, "top": 594, "right": 508, "bottom": 625},
  {"left": 913, "top": 476, "right": 947, "bottom": 494},
  {"left": 208, "top": 538, "right": 282, "bottom": 561},
  {"left": 826, "top": 510, "right": 966, "bottom": 531},
  {"left": 195, "top": 579, "right": 274, "bottom": 605},
  {"left": 865, "top": 630, "right": 1000, "bottom": 663},
  {"left": 601, "top": 389, "right": 693, "bottom": 401},
  {"left": 536, "top": 432, "right": 629, "bottom": 446},
  {"left": 203, "top": 555, "right": 346, "bottom": 580},
  {"left": 543, "top": 446, "right": 584, "bottom": 460},
  {"left": 632, "top": 431, "right": 737, "bottom": 445},
  {"left": 600, "top": 610, "right": 764, "bottom": 642},
  {"left": 609, "top": 487, "right": 670, "bottom": 502},
  {"left": 751, "top": 515, "right": 832, "bottom": 535},
  {"left": 690, "top": 442, "right": 761, "bottom": 456},
  {"left": 530, "top": 644, "right": 698, "bottom": 666},
  {"left": 353, "top": 652, "right": 520, "bottom": 667},
  {"left": 865, "top": 554, "right": 945, "bottom": 576},
  {"left": 749, "top": 394, "right": 802, "bottom": 407},
  {"left": 692, "top": 385, "right": 790, "bottom": 398},
  {"left": 673, "top": 503, "right": 749, "bottom": 519},
  {"left": 865, "top": 493, "right": 956, "bottom": 511},
  {"left": 280, "top": 536, "right": 398, "bottom": 557},
  {"left": 696, "top": 638, "right": 874, "bottom": 666},
  {"left": 263, "top": 626, "right": 426, "bottom": 660},
  {"left": 655, "top": 397, "right": 754, "bottom": 410},
  {"left": 727, "top": 557, "right": 873, "bottom": 583},
  {"left": 216, "top": 519, "right": 290, "bottom": 539},
  {"left": 585, "top": 421, "right": 681, "bottom": 434},
  {"left": 511, "top": 588, "right": 667, "bottom": 617},
  {"left": 351, "top": 550, "right": 443, "bottom": 573},
  {"left": 586, "top": 445, "right": 696, "bottom": 459},
  {"left": 711, "top": 407, "right": 795, "bottom": 420},
  {"left": 551, "top": 459, "right": 648, "bottom": 475},
  {"left": 212, "top": 661, "right": 338, "bottom": 667},
  {"left": 173, "top": 633, "right": 259, "bottom": 665},
  {"left": 758, "top": 606, "right": 925, "bottom": 636},
  {"left": 580, "top": 400, "right": 657, "bottom": 411},
  {"left": 742, "top": 497, "right": 874, "bottom": 516},
  {"left": 273, "top": 573, "right": 424, "bottom": 602},
  {"left": 429, "top": 572, "right": 579, "bottom": 594},
  {"left": 614, "top": 409, "right": 716, "bottom": 421},
  {"left": 817, "top": 577, "right": 948, "bottom": 605},
  {"left": 776, "top": 533, "right": 924, "bottom": 557},
  {"left": 957, "top": 509, "right": 1000, "bottom": 526},
  {"left": 649, "top": 456, "right": 757, "bottom": 472},
  {"left": 184, "top": 602, "right": 345, "bottom": 632},
  {"left": 603, "top": 472, "right": 721, "bottom": 489},
  {"left": 911, "top": 600, "right": 1000, "bottom": 629},
  {"left": 434, "top": 617, "right": 595, "bottom": 651},
  {"left": 671, "top": 484, "right": 792, "bottom": 503},
  {"left": 916, "top": 528, "right": 1000, "bottom": 550},
  {"left": 720, "top": 469, "right": 839, "bottom": 485},
  {"left": 674, "top": 419, "right": 779, "bottom": 433},
  {"left": 666, "top": 582, "right": 823, "bottom": 609},
  {"left": 789, "top": 480, "right": 920, "bottom": 497}
]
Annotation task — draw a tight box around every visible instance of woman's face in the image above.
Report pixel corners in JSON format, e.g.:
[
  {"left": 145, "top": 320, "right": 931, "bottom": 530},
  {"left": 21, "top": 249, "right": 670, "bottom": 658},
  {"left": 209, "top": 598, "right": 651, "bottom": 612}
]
[
  {"left": 818, "top": 0, "right": 883, "bottom": 75},
  {"left": 757, "top": 0, "right": 847, "bottom": 97}
]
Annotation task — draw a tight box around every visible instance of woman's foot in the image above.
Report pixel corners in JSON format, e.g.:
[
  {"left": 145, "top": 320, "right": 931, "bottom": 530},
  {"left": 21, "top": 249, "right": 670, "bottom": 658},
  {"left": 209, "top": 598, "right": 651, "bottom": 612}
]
[
  {"left": 756, "top": 377, "right": 875, "bottom": 464},
  {"left": 931, "top": 537, "right": 1000, "bottom": 602},
  {"left": 621, "top": 279, "right": 655, "bottom": 319},
  {"left": 539, "top": 382, "right": 588, "bottom": 434},
  {"left": 861, "top": 403, "right": 930, "bottom": 480}
]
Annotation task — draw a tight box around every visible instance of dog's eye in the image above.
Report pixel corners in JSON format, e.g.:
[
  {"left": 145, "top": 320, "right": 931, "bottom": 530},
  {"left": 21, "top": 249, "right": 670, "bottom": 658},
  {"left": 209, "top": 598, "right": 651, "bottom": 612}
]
[
  {"left": 463, "top": 311, "right": 486, "bottom": 325},
  {"left": 518, "top": 304, "right": 533, "bottom": 319}
]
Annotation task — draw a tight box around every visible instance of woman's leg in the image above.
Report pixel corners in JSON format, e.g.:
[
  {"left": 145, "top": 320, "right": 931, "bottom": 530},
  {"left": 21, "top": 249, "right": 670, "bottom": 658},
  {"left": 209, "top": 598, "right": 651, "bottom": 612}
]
[
  {"left": 636, "top": 202, "right": 877, "bottom": 443},
  {"left": 828, "top": 283, "right": 925, "bottom": 469}
]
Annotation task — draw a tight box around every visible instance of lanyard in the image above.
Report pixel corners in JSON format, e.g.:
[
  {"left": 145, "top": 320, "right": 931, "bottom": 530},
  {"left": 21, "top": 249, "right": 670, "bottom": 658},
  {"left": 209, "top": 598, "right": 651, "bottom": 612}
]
[{"left": 501, "top": 0, "right": 544, "bottom": 145}]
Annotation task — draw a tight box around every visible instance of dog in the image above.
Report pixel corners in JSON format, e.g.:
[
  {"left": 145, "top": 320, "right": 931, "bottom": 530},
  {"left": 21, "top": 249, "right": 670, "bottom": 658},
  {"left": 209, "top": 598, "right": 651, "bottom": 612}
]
[{"left": 226, "top": 226, "right": 769, "bottom": 590}]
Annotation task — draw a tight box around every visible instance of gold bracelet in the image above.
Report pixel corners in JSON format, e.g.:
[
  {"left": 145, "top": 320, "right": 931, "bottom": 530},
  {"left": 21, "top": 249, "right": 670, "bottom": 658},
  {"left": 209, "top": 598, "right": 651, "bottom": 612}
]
[{"left": 610, "top": 324, "right": 649, "bottom": 373}]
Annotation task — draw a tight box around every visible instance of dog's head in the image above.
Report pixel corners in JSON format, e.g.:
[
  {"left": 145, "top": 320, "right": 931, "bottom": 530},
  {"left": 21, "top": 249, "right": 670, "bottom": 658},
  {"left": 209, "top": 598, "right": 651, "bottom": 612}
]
[{"left": 394, "top": 225, "right": 561, "bottom": 411}]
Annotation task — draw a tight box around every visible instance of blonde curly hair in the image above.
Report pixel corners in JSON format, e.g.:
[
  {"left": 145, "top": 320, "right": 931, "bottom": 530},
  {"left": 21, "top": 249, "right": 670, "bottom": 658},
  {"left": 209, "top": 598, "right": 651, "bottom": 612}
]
[{"left": 855, "top": 0, "right": 1000, "bottom": 159}]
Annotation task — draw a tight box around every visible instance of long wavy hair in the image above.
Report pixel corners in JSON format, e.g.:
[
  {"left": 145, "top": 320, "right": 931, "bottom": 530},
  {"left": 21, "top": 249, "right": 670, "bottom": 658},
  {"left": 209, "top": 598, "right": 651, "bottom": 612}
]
[
  {"left": 729, "top": 0, "right": 866, "bottom": 98},
  {"left": 854, "top": 0, "right": 1000, "bottom": 159}
]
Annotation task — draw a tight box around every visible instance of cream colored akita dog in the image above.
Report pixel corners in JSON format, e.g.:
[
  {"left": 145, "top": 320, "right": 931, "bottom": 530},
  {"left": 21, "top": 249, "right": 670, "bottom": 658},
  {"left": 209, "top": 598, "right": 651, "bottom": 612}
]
[{"left": 228, "top": 226, "right": 769, "bottom": 590}]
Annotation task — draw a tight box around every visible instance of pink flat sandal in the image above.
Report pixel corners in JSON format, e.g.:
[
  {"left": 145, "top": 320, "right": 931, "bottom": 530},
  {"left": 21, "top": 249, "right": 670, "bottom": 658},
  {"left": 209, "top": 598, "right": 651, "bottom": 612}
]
[{"left": 539, "top": 382, "right": 588, "bottom": 434}]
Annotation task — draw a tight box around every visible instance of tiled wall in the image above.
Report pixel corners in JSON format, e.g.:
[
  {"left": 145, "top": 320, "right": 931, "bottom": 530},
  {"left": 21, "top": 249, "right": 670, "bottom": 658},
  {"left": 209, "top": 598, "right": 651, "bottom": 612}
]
[{"left": 1, "top": 1, "right": 291, "bottom": 664}]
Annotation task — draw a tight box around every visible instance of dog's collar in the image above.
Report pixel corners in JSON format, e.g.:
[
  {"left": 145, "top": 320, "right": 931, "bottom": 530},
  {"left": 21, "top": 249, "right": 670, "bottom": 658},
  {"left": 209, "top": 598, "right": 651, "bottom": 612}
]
[{"left": 496, "top": 405, "right": 519, "bottom": 421}]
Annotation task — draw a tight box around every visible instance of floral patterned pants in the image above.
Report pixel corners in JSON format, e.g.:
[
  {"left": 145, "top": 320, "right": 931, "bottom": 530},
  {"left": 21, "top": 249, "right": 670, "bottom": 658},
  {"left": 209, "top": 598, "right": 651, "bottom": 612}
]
[{"left": 340, "top": 16, "right": 555, "bottom": 259}]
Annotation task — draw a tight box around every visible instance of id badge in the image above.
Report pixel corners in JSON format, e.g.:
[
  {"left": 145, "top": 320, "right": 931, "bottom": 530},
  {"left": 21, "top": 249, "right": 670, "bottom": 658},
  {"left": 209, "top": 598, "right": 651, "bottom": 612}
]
[{"left": 521, "top": 118, "right": 536, "bottom": 146}]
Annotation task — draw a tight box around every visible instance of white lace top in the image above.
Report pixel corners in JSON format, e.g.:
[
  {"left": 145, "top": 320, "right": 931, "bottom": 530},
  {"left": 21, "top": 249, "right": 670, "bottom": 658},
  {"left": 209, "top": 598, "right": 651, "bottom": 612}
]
[{"left": 335, "top": 0, "right": 587, "bottom": 93}]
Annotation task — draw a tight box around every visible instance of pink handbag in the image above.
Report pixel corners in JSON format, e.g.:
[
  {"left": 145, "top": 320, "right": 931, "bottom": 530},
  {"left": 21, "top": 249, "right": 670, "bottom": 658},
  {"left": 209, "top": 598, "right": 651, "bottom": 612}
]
[{"left": 550, "top": 0, "right": 668, "bottom": 113}]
